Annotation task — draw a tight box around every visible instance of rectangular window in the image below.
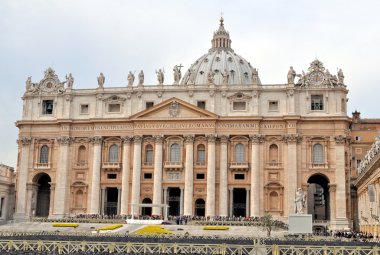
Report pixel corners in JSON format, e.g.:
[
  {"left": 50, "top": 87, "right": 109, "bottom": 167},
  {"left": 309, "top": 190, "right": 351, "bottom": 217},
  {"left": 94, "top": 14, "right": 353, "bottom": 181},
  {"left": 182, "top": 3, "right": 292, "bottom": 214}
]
[
  {"left": 196, "top": 173, "right": 205, "bottom": 180},
  {"left": 233, "top": 101, "right": 246, "bottom": 111},
  {"left": 268, "top": 101, "right": 278, "bottom": 111},
  {"left": 146, "top": 102, "right": 154, "bottom": 109},
  {"left": 108, "top": 103, "right": 121, "bottom": 112},
  {"left": 355, "top": 136, "right": 362, "bottom": 141},
  {"left": 144, "top": 173, "right": 153, "bottom": 179},
  {"left": 197, "top": 101, "right": 206, "bottom": 109},
  {"left": 311, "top": 95, "right": 324, "bottom": 110},
  {"left": 42, "top": 100, "right": 54, "bottom": 115},
  {"left": 356, "top": 159, "right": 362, "bottom": 169},
  {"left": 341, "top": 98, "right": 346, "bottom": 112},
  {"left": 107, "top": 173, "right": 117, "bottom": 179},
  {"left": 234, "top": 173, "right": 245, "bottom": 180},
  {"left": 80, "top": 104, "right": 89, "bottom": 114}
]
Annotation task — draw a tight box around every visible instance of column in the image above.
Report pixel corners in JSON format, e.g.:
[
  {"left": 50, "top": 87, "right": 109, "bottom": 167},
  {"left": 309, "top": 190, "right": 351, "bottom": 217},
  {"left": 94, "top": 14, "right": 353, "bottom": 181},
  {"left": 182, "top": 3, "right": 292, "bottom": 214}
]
[
  {"left": 334, "top": 135, "right": 348, "bottom": 226},
  {"left": 120, "top": 136, "right": 132, "bottom": 215},
  {"left": 117, "top": 187, "right": 121, "bottom": 215},
  {"left": 180, "top": 188, "right": 184, "bottom": 215},
  {"left": 184, "top": 135, "right": 194, "bottom": 216},
  {"left": 246, "top": 188, "right": 250, "bottom": 217},
  {"left": 229, "top": 188, "right": 233, "bottom": 216},
  {"left": 250, "top": 135, "right": 263, "bottom": 217},
  {"left": 206, "top": 134, "right": 216, "bottom": 217},
  {"left": 219, "top": 135, "right": 228, "bottom": 217},
  {"left": 329, "top": 184, "right": 336, "bottom": 223},
  {"left": 163, "top": 187, "right": 168, "bottom": 205},
  {"left": 152, "top": 135, "right": 164, "bottom": 216},
  {"left": 14, "top": 137, "right": 32, "bottom": 220},
  {"left": 54, "top": 136, "right": 73, "bottom": 218},
  {"left": 131, "top": 135, "right": 142, "bottom": 216},
  {"left": 100, "top": 188, "right": 106, "bottom": 214},
  {"left": 284, "top": 134, "right": 300, "bottom": 215},
  {"left": 89, "top": 136, "right": 103, "bottom": 214}
]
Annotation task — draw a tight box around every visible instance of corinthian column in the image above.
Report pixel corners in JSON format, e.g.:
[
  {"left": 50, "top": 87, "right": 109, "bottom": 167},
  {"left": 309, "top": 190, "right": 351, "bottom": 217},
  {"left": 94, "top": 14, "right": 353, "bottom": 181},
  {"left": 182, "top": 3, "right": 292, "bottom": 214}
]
[
  {"left": 334, "top": 135, "right": 348, "bottom": 227},
  {"left": 152, "top": 135, "right": 164, "bottom": 216},
  {"left": 14, "top": 137, "right": 32, "bottom": 219},
  {"left": 120, "top": 136, "right": 132, "bottom": 215},
  {"left": 283, "top": 134, "right": 301, "bottom": 215},
  {"left": 250, "top": 134, "right": 264, "bottom": 217},
  {"left": 219, "top": 135, "right": 229, "bottom": 217},
  {"left": 184, "top": 135, "right": 194, "bottom": 216},
  {"left": 206, "top": 134, "right": 216, "bottom": 217},
  {"left": 89, "top": 136, "right": 103, "bottom": 214},
  {"left": 54, "top": 136, "right": 74, "bottom": 218},
  {"left": 131, "top": 135, "right": 142, "bottom": 216}
]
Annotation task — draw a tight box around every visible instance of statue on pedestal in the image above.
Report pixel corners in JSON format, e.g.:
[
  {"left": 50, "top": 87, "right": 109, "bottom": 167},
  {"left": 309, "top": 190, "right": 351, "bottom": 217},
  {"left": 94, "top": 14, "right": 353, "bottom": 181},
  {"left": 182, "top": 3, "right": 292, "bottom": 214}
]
[
  {"left": 295, "top": 188, "right": 307, "bottom": 214},
  {"left": 127, "top": 71, "right": 135, "bottom": 87},
  {"left": 338, "top": 69, "right": 345, "bottom": 85},
  {"left": 287, "top": 66, "right": 296, "bottom": 84},
  {"left": 138, "top": 70, "right": 144, "bottom": 86},
  {"left": 207, "top": 70, "right": 215, "bottom": 85},
  {"left": 97, "top": 73, "right": 105, "bottom": 88},
  {"left": 221, "top": 69, "right": 229, "bottom": 85},
  {"left": 156, "top": 68, "right": 165, "bottom": 85},
  {"left": 173, "top": 65, "right": 182, "bottom": 85},
  {"left": 66, "top": 73, "right": 74, "bottom": 88}
]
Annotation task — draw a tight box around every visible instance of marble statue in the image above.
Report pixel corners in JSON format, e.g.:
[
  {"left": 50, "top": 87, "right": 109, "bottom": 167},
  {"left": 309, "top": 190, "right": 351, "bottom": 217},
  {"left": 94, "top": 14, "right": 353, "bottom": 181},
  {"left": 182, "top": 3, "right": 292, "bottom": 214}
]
[
  {"left": 252, "top": 68, "right": 259, "bottom": 84},
  {"left": 26, "top": 76, "right": 32, "bottom": 91},
  {"left": 338, "top": 69, "right": 345, "bottom": 84},
  {"left": 156, "top": 69, "right": 165, "bottom": 85},
  {"left": 188, "top": 68, "right": 195, "bottom": 84},
  {"left": 138, "top": 70, "right": 144, "bottom": 86},
  {"left": 207, "top": 70, "right": 215, "bottom": 84},
  {"left": 97, "top": 73, "right": 105, "bottom": 88},
  {"left": 127, "top": 71, "right": 135, "bottom": 87},
  {"left": 296, "top": 71, "right": 307, "bottom": 87},
  {"left": 221, "top": 69, "right": 229, "bottom": 85},
  {"left": 287, "top": 66, "right": 296, "bottom": 84},
  {"left": 295, "top": 188, "right": 307, "bottom": 214},
  {"left": 66, "top": 73, "right": 74, "bottom": 88},
  {"left": 173, "top": 65, "right": 182, "bottom": 85}
]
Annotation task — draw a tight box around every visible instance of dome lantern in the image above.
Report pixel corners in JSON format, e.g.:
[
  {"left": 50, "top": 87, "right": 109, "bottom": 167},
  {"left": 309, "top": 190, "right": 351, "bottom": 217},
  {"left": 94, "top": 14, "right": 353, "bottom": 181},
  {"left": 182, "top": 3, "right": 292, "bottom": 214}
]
[{"left": 211, "top": 17, "right": 232, "bottom": 51}]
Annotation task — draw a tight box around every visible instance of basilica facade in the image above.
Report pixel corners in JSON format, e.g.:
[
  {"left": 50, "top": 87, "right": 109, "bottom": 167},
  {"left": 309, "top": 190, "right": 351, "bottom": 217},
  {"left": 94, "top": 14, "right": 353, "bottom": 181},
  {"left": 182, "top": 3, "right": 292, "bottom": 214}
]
[{"left": 15, "top": 18, "right": 351, "bottom": 229}]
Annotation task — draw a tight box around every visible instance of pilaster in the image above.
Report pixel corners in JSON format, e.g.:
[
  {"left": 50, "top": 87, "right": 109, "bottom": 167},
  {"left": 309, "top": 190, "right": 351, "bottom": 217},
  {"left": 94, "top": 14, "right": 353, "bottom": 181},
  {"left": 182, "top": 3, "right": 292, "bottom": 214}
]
[
  {"left": 184, "top": 135, "right": 194, "bottom": 216},
  {"left": 219, "top": 135, "right": 229, "bottom": 217},
  {"left": 206, "top": 134, "right": 216, "bottom": 217},
  {"left": 131, "top": 135, "right": 142, "bottom": 216},
  {"left": 89, "top": 136, "right": 103, "bottom": 214},
  {"left": 250, "top": 134, "right": 264, "bottom": 217},
  {"left": 120, "top": 136, "right": 132, "bottom": 215},
  {"left": 152, "top": 135, "right": 164, "bottom": 215}
]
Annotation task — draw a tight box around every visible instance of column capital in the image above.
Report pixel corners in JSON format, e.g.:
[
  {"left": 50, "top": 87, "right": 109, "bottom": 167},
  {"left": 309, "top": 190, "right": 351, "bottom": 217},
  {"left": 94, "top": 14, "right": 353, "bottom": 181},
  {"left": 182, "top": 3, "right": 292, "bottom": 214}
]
[
  {"left": 121, "top": 136, "right": 133, "bottom": 144},
  {"left": 90, "top": 136, "right": 103, "bottom": 145},
  {"left": 184, "top": 134, "right": 195, "bottom": 144},
  {"left": 282, "top": 134, "right": 302, "bottom": 144},
  {"left": 219, "top": 135, "right": 229, "bottom": 144},
  {"left": 56, "top": 136, "right": 74, "bottom": 145},
  {"left": 206, "top": 134, "right": 217, "bottom": 143},
  {"left": 334, "top": 135, "right": 346, "bottom": 144},
  {"left": 250, "top": 134, "right": 265, "bottom": 144},
  {"left": 18, "top": 137, "right": 32, "bottom": 146},
  {"left": 154, "top": 135, "right": 164, "bottom": 143},
  {"left": 328, "top": 184, "right": 337, "bottom": 192},
  {"left": 133, "top": 135, "right": 142, "bottom": 143}
]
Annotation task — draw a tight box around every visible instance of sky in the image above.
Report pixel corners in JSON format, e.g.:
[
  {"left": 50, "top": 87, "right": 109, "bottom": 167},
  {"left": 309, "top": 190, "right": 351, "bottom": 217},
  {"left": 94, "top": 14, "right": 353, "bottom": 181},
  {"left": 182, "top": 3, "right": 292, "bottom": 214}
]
[{"left": 0, "top": 0, "right": 380, "bottom": 167}]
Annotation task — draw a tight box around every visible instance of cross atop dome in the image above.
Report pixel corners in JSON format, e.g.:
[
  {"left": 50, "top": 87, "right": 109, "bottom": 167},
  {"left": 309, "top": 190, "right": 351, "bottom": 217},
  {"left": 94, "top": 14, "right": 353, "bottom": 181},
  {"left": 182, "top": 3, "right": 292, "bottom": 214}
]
[{"left": 211, "top": 16, "right": 233, "bottom": 52}]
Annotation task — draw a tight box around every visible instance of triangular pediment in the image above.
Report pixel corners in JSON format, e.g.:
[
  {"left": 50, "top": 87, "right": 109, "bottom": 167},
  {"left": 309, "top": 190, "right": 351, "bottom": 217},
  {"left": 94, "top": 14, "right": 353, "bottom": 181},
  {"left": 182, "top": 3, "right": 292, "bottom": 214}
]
[{"left": 129, "top": 97, "right": 218, "bottom": 120}]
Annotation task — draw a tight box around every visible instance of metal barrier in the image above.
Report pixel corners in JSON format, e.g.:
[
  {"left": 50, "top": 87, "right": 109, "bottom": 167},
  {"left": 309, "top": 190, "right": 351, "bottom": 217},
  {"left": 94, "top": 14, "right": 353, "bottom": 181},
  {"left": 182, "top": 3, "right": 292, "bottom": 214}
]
[{"left": 0, "top": 240, "right": 377, "bottom": 255}]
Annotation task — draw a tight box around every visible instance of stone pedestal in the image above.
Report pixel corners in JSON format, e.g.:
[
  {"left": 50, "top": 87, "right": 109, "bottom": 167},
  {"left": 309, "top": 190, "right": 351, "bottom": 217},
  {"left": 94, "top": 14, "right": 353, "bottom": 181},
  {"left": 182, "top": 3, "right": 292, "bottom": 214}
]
[{"left": 288, "top": 214, "right": 312, "bottom": 234}]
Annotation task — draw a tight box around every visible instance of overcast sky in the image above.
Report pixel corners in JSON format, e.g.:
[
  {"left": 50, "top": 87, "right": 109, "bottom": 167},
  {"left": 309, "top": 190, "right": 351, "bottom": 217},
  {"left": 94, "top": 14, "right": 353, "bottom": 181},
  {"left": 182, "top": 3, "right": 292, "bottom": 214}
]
[{"left": 1, "top": 0, "right": 380, "bottom": 167}]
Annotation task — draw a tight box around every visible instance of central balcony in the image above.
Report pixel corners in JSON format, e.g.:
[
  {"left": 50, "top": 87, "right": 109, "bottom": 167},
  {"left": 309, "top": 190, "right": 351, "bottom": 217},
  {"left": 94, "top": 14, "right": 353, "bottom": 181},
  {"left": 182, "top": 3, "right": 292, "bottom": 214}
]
[
  {"left": 102, "top": 162, "right": 121, "bottom": 169},
  {"left": 164, "top": 161, "right": 183, "bottom": 171},
  {"left": 229, "top": 162, "right": 249, "bottom": 171},
  {"left": 35, "top": 163, "right": 50, "bottom": 169}
]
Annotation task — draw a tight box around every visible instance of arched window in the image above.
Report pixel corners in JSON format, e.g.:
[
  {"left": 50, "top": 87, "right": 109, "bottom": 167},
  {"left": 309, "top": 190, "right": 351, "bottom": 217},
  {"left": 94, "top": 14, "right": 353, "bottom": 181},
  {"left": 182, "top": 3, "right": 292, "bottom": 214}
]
[
  {"left": 170, "top": 143, "right": 180, "bottom": 162},
  {"left": 145, "top": 144, "right": 153, "bottom": 164},
  {"left": 269, "top": 191, "right": 279, "bottom": 210},
  {"left": 75, "top": 190, "right": 84, "bottom": 208},
  {"left": 313, "top": 143, "right": 324, "bottom": 164},
  {"left": 269, "top": 144, "right": 279, "bottom": 162},
  {"left": 235, "top": 143, "right": 245, "bottom": 163},
  {"left": 197, "top": 144, "right": 206, "bottom": 164},
  {"left": 77, "top": 145, "right": 86, "bottom": 165},
  {"left": 109, "top": 144, "right": 119, "bottom": 162},
  {"left": 39, "top": 145, "right": 49, "bottom": 163}
]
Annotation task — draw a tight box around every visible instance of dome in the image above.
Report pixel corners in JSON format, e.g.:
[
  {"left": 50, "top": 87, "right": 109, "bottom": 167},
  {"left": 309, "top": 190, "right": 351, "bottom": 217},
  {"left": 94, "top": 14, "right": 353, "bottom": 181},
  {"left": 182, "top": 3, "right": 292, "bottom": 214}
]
[{"left": 181, "top": 18, "right": 260, "bottom": 86}]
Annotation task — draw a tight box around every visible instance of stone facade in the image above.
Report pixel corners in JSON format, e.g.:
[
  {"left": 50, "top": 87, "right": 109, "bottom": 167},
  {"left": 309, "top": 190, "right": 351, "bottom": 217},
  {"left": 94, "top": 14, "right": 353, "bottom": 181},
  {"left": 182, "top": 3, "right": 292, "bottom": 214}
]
[
  {"left": 0, "top": 164, "right": 15, "bottom": 223},
  {"left": 15, "top": 19, "right": 351, "bottom": 229}
]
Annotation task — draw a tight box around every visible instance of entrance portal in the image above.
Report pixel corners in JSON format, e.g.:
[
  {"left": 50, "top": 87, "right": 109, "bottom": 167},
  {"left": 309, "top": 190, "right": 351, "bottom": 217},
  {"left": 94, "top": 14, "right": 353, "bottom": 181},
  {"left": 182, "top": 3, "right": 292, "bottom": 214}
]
[
  {"left": 142, "top": 198, "right": 152, "bottom": 216},
  {"left": 195, "top": 199, "right": 205, "bottom": 216},
  {"left": 35, "top": 173, "right": 51, "bottom": 217},
  {"left": 307, "top": 174, "right": 330, "bottom": 220},
  {"left": 233, "top": 188, "right": 246, "bottom": 217},
  {"left": 105, "top": 187, "right": 118, "bottom": 215},
  {"left": 168, "top": 188, "right": 180, "bottom": 216}
]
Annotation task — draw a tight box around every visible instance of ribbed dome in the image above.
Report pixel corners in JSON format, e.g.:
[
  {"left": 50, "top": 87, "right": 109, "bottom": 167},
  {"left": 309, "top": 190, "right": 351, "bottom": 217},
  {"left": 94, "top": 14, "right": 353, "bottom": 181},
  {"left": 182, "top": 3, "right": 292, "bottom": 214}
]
[{"left": 181, "top": 18, "right": 260, "bottom": 86}]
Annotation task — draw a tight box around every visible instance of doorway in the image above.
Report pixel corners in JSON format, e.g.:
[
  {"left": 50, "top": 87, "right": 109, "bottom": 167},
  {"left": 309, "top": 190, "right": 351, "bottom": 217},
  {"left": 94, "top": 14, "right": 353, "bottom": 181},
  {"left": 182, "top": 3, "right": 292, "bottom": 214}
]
[
  {"left": 233, "top": 188, "right": 246, "bottom": 217},
  {"left": 307, "top": 174, "right": 330, "bottom": 220},
  {"left": 105, "top": 187, "right": 118, "bottom": 215},
  {"left": 142, "top": 198, "right": 152, "bottom": 216},
  {"left": 195, "top": 199, "right": 205, "bottom": 216},
  {"left": 168, "top": 188, "right": 180, "bottom": 216}
]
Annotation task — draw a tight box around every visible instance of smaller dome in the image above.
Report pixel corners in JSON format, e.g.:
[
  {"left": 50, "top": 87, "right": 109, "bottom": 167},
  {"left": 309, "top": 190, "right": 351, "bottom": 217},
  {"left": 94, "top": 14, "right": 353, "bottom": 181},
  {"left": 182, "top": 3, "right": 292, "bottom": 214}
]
[{"left": 181, "top": 18, "right": 260, "bottom": 86}]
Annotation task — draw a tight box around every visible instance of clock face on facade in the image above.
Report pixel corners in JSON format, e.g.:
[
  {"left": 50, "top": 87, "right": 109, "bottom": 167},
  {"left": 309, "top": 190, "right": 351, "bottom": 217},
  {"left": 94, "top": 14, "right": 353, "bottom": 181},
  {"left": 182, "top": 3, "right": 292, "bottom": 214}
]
[
  {"left": 308, "top": 71, "right": 325, "bottom": 86},
  {"left": 40, "top": 78, "right": 56, "bottom": 93}
]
